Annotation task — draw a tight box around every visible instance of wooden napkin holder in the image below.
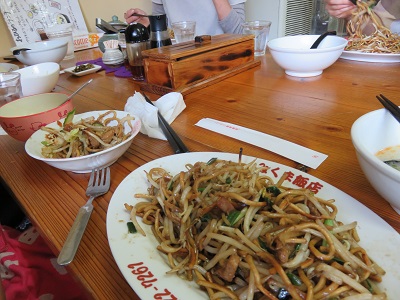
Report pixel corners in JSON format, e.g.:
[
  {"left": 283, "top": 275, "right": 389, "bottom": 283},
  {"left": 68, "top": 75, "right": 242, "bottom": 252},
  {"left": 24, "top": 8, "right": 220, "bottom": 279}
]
[{"left": 139, "top": 34, "right": 260, "bottom": 95}]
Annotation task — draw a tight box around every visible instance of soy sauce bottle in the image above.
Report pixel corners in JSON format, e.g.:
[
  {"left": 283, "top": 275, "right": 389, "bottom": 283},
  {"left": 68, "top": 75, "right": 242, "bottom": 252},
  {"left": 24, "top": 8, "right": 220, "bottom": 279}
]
[
  {"left": 148, "top": 14, "right": 172, "bottom": 48},
  {"left": 125, "top": 22, "right": 150, "bottom": 80}
]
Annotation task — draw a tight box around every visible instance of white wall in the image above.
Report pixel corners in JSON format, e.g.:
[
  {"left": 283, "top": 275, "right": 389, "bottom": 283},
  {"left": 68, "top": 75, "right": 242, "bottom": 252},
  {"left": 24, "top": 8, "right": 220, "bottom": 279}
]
[{"left": 245, "top": 0, "right": 281, "bottom": 40}]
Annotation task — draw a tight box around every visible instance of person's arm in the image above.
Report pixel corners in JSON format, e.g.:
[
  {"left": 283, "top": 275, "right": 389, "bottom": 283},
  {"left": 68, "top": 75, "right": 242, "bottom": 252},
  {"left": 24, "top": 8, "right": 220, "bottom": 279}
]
[
  {"left": 212, "top": 0, "right": 233, "bottom": 20},
  {"left": 324, "top": 0, "right": 357, "bottom": 19},
  {"left": 124, "top": 3, "right": 165, "bottom": 28},
  {"left": 214, "top": 2, "right": 246, "bottom": 34},
  {"left": 124, "top": 8, "right": 150, "bottom": 27}
]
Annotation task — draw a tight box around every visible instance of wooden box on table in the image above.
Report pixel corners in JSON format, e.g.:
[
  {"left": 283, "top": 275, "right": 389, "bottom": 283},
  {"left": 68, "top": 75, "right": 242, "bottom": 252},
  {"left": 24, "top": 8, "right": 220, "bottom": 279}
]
[{"left": 140, "top": 34, "right": 260, "bottom": 95}]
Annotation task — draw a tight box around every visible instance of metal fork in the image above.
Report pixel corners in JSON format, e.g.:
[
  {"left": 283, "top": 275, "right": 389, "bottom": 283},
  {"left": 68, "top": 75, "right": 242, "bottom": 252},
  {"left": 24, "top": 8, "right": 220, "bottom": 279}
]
[{"left": 57, "top": 167, "right": 111, "bottom": 265}]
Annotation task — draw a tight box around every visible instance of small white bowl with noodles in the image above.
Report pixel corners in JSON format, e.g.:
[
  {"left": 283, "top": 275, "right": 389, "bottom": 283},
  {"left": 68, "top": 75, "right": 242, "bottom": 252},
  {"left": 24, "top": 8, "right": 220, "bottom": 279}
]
[{"left": 25, "top": 110, "right": 141, "bottom": 173}]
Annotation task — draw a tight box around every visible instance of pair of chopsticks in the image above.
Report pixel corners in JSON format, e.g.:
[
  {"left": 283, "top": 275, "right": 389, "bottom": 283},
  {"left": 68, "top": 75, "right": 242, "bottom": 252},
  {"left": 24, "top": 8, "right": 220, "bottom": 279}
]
[
  {"left": 142, "top": 93, "right": 190, "bottom": 153},
  {"left": 376, "top": 94, "right": 400, "bottom": 123}
]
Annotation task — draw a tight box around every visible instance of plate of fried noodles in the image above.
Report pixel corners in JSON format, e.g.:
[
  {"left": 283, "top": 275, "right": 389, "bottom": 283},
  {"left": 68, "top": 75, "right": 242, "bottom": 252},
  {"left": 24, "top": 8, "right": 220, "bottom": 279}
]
[
  {"left": 340, "top": 0, "right": 400, "bottom": 62},
  {"left": 25, "top": 110, "right": 141, "bottom": 173},
  {"left": 106, "top": 152, "right": 399, "bottom": 300}
]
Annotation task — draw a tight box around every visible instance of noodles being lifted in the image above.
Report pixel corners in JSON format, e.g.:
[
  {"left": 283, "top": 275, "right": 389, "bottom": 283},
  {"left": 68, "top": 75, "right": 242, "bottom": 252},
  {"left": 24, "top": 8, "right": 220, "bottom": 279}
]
[
  {"left": 125, "top": 157, "right": 387, "bottom": 299},
  {"left": 41, "top": 110, "right": 135, "bottom": 158},
  {"left": 345, "top": 0, "right": 400, "bottom": 53}
]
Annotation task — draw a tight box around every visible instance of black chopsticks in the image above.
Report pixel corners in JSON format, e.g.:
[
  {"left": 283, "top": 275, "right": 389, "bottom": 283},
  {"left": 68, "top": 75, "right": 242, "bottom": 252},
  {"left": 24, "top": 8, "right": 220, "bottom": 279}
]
[
  {"left": 142, "top": 93, "right": 190, "bottom": 154},
  {"left": 376, "top": 94, "right": 400, "bottom": 124}
]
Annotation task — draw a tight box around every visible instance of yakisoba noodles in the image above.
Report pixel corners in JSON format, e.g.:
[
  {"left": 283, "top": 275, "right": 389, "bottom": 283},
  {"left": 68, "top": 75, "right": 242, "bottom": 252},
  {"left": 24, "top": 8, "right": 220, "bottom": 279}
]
[
  {"left": 125, "top": 157, "right": 387, "bottom": 299},
  {"left": 41, "top": 110, "right": 135, "bottom": 158},
  {"left": 346, "top": 0, "right": 400, "bottom": 53}
]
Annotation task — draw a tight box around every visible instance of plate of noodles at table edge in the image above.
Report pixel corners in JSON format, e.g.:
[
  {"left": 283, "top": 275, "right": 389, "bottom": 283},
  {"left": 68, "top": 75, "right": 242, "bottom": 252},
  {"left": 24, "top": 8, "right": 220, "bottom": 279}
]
[
  {"left": 107, "top": 152, "right": 399, "bottom": 300},
  {"left": 340, "top": 51, "right": 400, "bottom": 63}
]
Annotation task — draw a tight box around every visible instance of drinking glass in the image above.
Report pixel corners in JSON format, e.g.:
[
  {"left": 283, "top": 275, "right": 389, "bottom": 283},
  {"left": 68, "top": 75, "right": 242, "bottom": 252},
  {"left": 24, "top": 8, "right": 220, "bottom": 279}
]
[
  {"left": 242, "top": 21, "right": 272, "bottom": 56},
  {"left": 0, "top": 72, "right": 22, "bottom": 107},
  {"left": 171, "top": 21, "right": 196, "bottom": 43}
]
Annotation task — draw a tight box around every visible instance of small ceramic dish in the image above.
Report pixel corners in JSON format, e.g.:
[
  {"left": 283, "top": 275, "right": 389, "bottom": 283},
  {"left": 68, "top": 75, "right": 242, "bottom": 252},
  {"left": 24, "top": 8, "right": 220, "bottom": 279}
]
[
  {"left": 64, "top": 64, "right": 102, "bottom": 76},
  {"left": 0, "top": 63, "right": 19, "bottom": 72}
]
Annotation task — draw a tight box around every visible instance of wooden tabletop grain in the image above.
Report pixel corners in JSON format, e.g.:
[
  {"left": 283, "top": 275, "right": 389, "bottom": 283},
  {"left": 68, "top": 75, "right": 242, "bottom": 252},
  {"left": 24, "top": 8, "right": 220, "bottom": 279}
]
[{"left": 1, "top": 48, "right": 399, "bottom": 300}]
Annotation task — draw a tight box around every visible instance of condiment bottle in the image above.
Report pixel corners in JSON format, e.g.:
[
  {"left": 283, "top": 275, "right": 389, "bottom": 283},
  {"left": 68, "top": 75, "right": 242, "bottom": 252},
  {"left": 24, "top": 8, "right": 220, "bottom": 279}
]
[
  {"left": 148, "top": 14, "right": 172, "bottom": 48},
  {"left": 125, "top": 22, "right": 150, "bottom": 81}
]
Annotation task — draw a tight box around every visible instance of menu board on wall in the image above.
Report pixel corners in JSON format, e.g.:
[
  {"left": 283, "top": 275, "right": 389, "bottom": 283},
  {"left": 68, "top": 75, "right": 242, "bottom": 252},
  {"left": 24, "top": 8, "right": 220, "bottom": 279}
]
[{"left": 0, "top": 0, "right": 88, "bottom": 45}]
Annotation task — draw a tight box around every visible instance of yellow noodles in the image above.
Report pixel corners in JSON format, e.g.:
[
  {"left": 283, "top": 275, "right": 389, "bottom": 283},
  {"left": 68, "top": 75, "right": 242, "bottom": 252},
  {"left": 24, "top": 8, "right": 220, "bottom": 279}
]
[
  {"left": 125, "top": 157, "right": 387, "bottom": 299},
  {"left": 41, "top": 110, "right": 135, "bottom": 158},
  {"left": 346, "top": 0, "right": 400, "bottom": 53}
]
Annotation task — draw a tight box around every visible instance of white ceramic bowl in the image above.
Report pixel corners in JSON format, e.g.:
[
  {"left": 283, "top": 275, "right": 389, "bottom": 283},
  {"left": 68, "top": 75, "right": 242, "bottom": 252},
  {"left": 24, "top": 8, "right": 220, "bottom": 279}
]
[
  {"left": 15, "top": 62, "right": 60, "bottom": 96},
  {"left": 267, "top": 35, "right": 348, "bottom": 77},
  {"left": 351, "top": 108, "right": 400, "bottom": 214},
  {"left": 10, "top": 40, "right": 68, "bottom": 66},
  {"left": 25, "top": 110, "right": 141, "bottom": 173}
]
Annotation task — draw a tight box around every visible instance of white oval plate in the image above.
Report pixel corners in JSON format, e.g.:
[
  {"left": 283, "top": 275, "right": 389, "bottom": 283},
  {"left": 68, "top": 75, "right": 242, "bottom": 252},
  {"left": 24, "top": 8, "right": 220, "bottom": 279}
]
[
  {"left": 63, "top": 64, "right": 102, "bottom": 76},
  {"left": 107, "top": 152, "right": 400, "bottom": 299},
  {"left": 340, "top": 50, "right": 400, "bottom": 63},
  {"left": 0, "top": 63, "right": 19, "bottom": 72},
  {"left": 25, "top": 110, "right": 141, "bottom": 173}
]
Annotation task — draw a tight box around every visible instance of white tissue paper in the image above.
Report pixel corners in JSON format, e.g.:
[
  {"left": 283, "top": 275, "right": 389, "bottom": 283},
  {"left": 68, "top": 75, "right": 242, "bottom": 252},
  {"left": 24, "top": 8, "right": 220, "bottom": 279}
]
[{"left": 124, "top": 91, "right": 186, "bottom": 140}]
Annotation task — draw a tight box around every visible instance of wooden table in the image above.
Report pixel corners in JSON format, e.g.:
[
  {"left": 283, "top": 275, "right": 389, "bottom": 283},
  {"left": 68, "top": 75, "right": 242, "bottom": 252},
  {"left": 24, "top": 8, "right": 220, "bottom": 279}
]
[{"left": 1, "top": 48, "right": 399, "bottom": 299}]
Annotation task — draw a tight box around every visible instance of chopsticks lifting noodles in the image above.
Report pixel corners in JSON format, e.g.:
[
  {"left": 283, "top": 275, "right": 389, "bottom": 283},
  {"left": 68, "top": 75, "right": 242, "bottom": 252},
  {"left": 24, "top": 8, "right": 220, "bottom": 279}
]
[
  {"left": 142, "top": 93, "right": 190, "bottom": 154},
  {"left": 376, "top": 94, "right": 400, "bottom": 124}
]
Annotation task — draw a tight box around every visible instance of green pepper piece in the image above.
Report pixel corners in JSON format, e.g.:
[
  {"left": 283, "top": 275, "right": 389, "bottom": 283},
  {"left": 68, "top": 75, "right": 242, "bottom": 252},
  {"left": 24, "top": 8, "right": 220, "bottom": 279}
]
[
  {"left": 206, "top": 157, "right": 217, "bottom": 165},
  {"left": 286, "top": 272, "right": 302, "bottom": 286},
  {"left": 363, "top": 279, "right": 374, "bottom": 293},
  {"left": 127, "top": 222, "right": 137, "bottom": 234},
  {"left": 63, "top": 108, "right": 76, "bottom": 126},
  {"left": 226, "top": 207, "right": 247, "bottom": 226},
  {"left": 258, "top": 237, "right": 274, "bottom": 253},
  {"left": 201, "top": 213, "right": 212, "bottom": 222},
  {"left": 266, "top": 186, "right": 281, "bottom": 197},
  {"left": 167, "top": 179, "right": 174, "bottom": 191},
  {"left": 289, "top": 243, "right": 301, "bottom": 259}
]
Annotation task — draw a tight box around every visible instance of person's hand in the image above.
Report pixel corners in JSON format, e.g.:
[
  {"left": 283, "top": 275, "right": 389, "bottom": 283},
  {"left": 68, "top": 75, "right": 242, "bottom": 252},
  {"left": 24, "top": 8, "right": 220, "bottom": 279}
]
[
  {"left": 324, "top": 0, "right": 357, "bottom": 19},
  {"left": 124, "top": 8, "right": 150, "bottom": 27}
]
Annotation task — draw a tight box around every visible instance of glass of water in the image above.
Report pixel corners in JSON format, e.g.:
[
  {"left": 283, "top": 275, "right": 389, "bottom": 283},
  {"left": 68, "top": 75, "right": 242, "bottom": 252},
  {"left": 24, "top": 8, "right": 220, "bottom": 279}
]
[
  {"left": 0, "top": 72, "right": 22, "bottom": 107},
  {"left": 242, "top": 21, "right": 272, "bottom": 56},
  {"left": 171, "top": 21, "right": 196, "bottom": 43}
]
